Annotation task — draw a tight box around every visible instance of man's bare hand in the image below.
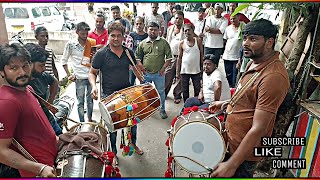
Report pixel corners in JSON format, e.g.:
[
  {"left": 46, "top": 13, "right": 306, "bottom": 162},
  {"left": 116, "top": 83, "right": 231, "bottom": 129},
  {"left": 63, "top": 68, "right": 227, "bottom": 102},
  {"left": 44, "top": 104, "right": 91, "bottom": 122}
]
[
  {"left": 39, "top": 166, "right": 56, "bottom": 177},
  {"left": 91, "top": 86, "right": 98, "bottom": 100}
]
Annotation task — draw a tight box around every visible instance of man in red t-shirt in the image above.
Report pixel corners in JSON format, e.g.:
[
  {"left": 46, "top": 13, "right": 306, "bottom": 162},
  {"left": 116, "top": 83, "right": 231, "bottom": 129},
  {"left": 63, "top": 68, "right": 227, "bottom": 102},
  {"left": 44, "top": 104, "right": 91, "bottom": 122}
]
[
  {"left": 224, "top": 3, "right": 250, "bottom": 25},
  {"left": 0, "top": 43, "right": 57, "bottom": 177},
  {"left": 88, "top": 13, "right": 108, "bottom": 49}
]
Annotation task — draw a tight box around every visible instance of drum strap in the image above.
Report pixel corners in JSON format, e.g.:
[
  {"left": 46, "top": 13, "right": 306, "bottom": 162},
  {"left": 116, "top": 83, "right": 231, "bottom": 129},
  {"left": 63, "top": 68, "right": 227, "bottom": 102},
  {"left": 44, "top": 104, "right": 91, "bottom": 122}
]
[
  {"left": 26, "top": 86, "right": 59, "bottom": 114},
  {"left": 12, "top": 138, "right": 37, "bottom": 162},
  {"left": 124, "top": 49, "right": 145, "bottom": 83}
]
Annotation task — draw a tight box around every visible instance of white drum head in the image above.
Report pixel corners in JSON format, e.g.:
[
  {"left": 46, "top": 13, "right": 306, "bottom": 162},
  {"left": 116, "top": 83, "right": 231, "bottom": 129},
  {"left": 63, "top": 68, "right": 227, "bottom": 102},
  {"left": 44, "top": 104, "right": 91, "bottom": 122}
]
[
  {"left": 172, "top": 121, "right": 225, "bottom": 174},
  {"left": 98, "top": 102, "right": 114, "bottom": 132}
]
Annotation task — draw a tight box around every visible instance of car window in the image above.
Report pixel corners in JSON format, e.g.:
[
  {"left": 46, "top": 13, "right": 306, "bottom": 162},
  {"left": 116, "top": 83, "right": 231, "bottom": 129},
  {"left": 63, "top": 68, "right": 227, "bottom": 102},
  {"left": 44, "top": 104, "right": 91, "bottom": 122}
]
[
  {"left": 41, "top": 7, "right": 51, "bottom": 16},
  {"left": 32, "top": 7, "right": 42, "bottom": 18},
  {"left": 4, "top": 8, "right": 29, "bottom": 19},
  {"left": 49, "top": 6, "right": 61, "bottom": 15}
]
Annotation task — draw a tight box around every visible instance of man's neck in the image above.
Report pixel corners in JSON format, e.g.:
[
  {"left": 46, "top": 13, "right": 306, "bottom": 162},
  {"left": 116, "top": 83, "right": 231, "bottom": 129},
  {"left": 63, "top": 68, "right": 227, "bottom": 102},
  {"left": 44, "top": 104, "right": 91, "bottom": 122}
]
[
  {"left": 175, "top": 24, "right": 182, "bottom": 29},
  {"left": 39, "top": 43, "right": 46, "bottom": 48},
  {"left": 186, "top": 36, "right": 194, "bottom": 41},
  {"left": 215, "top": 14, "right": 222, "bottom": 18},
  {"left": 136, "top": 30, "right": 145, "bottom": 35},
  {"left": 152, "top": 13, "right": 158, "bottom": 16},
  {"left": 96, "top": 28, "right": 105, "bottom": 35},
  {"left": 252, "top": 51, "right": 276, "bottom": 64},
  {"left": 2, "top": 83, "right": 26, "bottom": 91},
  {"left": 78, "top": 38, "right": 86, "bottom": 46},
  {"left": 110, "top": 45, "right": 123, "bottom": 52}
]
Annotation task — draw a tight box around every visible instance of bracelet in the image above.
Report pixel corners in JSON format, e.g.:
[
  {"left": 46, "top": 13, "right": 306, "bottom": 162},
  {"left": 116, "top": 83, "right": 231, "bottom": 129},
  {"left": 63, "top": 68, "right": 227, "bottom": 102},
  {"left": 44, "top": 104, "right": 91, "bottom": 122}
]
[{"left": 38, "top": 164, "right": 48, "bottom": 176}]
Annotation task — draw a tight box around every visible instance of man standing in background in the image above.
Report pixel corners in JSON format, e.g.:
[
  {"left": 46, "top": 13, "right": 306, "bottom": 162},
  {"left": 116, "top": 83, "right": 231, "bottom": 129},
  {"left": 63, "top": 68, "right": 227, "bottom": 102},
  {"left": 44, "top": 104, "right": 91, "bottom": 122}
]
[
  {"left": 88, "top": 13, "right": 108, "bottom": 49},
  {"left": 144, "top": 3, "right": 165, "bottom": 37}
]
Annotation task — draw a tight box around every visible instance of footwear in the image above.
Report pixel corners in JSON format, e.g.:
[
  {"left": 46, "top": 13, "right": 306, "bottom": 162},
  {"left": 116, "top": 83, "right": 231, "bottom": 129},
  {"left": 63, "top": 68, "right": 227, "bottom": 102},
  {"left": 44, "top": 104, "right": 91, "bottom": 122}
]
[
  {"left": 160, "top": 110, "right": 168, "bottom": 119},
  {"left": 174, "top": 99, "right": 181, "bottom": 104},
  {"left": 132, "top": 144, "right": 144, "bottom": 155},
  {"left": 113, "top": 156, "right": 119, "bottom": 166}
]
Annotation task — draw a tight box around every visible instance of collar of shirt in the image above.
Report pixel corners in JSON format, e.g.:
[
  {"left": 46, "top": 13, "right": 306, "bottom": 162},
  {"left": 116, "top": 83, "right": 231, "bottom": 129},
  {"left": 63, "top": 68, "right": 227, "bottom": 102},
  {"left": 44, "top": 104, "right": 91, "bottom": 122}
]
[
  {"left": 146, "top": 36, "right": 160, "bottom": 42},
  {"left": 93, "top": 28, "right": 108, "bottom": 36}
]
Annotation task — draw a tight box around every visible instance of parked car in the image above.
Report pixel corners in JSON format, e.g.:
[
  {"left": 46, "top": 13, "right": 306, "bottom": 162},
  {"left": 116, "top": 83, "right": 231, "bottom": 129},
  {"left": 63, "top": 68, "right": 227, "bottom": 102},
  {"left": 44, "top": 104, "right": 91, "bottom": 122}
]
[{"left": 3, "top": 3, "right": 64, "bottom": 32}]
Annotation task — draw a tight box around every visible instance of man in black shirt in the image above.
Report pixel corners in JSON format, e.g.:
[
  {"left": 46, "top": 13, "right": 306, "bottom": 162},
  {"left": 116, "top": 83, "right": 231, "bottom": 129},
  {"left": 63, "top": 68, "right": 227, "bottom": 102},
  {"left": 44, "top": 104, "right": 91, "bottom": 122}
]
[
  {"left": 24, "top": 43, "right": 61, "bottom": 135},
  {"left": 89, "top": 22, "right": 144, "bottom": 165},
  {"left": 129, "top": 16, "right": 148, "bottom": 85}
]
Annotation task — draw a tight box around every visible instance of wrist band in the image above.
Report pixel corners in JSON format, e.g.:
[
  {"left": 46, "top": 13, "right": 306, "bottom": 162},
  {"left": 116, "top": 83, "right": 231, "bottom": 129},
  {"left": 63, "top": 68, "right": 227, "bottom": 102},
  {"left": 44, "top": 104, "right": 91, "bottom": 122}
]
[{"left": 38, "top": 164, "right": 48, "bottom": 176}]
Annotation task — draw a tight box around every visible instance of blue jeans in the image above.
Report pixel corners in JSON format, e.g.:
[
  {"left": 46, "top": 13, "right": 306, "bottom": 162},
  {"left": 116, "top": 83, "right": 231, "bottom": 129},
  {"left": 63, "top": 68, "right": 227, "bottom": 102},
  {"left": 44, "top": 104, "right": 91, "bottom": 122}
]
[
  {"left": 129, "top": 69, "right": 136, "bottom": 86},
  {"left": 143, "top": 72, "right": 166, "bottom": 111},
  {"left": 102, "top": 93, "right": 138, "bottom": 155},
  {"left": 181, "top": 97, "right": 209, "bottom": 113},
  {"left": 75, "top": 79, "right": 93, "bottom": 122},
  {"left": 224, "top": 60, "right": 238, "bottom": 88}
]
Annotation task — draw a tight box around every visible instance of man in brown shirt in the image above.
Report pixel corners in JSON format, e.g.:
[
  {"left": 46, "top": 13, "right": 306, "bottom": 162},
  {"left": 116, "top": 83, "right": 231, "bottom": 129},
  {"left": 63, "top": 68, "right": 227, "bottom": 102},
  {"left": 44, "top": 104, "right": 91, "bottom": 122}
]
[{"left": 209, "top": 19, "right": 290, "bottom": 177}]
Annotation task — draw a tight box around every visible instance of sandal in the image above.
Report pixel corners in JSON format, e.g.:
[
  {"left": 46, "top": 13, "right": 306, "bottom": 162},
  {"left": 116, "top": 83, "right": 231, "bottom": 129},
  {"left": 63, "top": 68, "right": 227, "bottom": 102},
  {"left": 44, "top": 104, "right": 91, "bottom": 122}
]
[
  {"left": 133, "top": 145, "right": 144, "bottom": 155},
  {"left": 174, "top": 99, "right": 181, "bottom": 104}
]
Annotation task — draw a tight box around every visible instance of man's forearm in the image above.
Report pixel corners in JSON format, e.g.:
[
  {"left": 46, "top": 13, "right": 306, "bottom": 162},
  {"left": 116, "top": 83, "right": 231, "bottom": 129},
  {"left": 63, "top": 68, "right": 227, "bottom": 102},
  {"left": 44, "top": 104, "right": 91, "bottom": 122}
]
[
  {"left": 162, "top": 60, "right": 171, "bottom": 70},
  {"left": 48, "top": 79, "right": 59, "bottom": 104},
  {"left": 0, "top": 148, "right": 44, "bottom": 175},
  {"left": 88, "top": 72, "right": 97, "bottom": 89},
  {"left": 62, "top": 64, "right": 70, "bottom": 76}
]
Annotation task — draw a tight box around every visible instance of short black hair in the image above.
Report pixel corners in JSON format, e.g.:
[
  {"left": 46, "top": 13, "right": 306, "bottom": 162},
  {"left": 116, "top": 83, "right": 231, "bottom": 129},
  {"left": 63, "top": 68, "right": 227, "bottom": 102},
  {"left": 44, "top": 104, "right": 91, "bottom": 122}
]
[
  {"left": 183, "top": 23, "right": 195, "bottom": 31},
  {"left": 0, "top": 43, "right": 31, "bottom": 71},
  {"left": 198, "top": 7, "right": 206, "bottom": 13},
  {"left": 243, "top": 19, "right": 278, "bottom": 39},
  {"left": 96, "top": 13, "right": 105, "bottom": 21},
  {"left": 111, "top": 5, "right": 120, "bottom": 11},
  {"left": 23, "top": 43, "right": 49, "bottom": 63},
  {"left": 174, "top": 5, "right": 182, "bottom": 11},
  {"left": 108, "top": 22, "right": 125, "bottom": 35},
  {"left": 76, "top": 22, "right": 90, "bottom": 31},
  {"left": 148, "top": 21, "right": 160, "bottom": 29},
  {"left": 175, "top": 10, "right": 184, "bottom": 18},
  {"left": 203, "top": 54, "right": 219, "bottom": 65},
  {"left": 35, "top": 26, "right": 48, "bottom": 37}
]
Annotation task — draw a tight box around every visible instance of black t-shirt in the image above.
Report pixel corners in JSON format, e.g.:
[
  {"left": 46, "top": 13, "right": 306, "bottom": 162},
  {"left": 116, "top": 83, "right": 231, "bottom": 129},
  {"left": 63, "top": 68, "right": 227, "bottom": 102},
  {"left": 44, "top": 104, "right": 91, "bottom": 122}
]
[
  {"left": 28, "top": 72, "right": 55, "bottom": 125},
  {"left": 92, "top": 45, "right": 136, "bottom": 95},
  {"left": 129, "top": 32, "right": 148, "bottom": 52}
]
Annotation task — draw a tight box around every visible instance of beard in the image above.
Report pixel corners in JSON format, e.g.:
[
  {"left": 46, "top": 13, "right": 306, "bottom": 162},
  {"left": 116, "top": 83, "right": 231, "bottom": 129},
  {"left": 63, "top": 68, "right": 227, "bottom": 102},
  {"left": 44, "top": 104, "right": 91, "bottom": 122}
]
[
  {"left": 32, "top": 70, "right": 42, "bottom": 78},
  {"left": 5, "top": 75, "right": 30, "bottom": 87}
]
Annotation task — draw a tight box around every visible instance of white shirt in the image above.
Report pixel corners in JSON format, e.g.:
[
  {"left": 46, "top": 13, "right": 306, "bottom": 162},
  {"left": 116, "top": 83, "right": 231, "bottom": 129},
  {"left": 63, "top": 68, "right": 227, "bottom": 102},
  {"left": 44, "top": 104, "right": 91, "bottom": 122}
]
[
  {"left": 181, "top": 38, "right": 201, "bottom": 74},
  {"left": 222, "top": 25, "right": 243, "bottom": 61},
  {"left": 204, "top": 15, "right": 228, "bottom": 48},
  {"left": 203, "top": 69, "right": 231, "bottom": 103},
  {"left": 61, "top": 39, "right": 90, "bottom": 79},
  {"left": 193, "top": 18, "right": 206, "bottom": 45}
]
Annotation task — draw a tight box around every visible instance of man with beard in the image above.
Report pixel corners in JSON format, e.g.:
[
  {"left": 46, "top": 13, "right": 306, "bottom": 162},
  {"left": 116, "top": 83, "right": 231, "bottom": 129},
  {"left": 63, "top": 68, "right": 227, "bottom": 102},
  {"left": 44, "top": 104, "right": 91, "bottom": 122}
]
[
  {"left": 209, "top": 19, "right": 290, "bottom": 177},
  {"left": 24, "top": 43, "right": 61, "bottom": 135},
  {"left": 61, "top": 22, "right": 95, "bottom": 122},
  {"left": 0, "top": 43, "right": 57, "bottom": 177},
  {"left": 88, "top": 13, "right": 108, "bottom": 49},
  {"left": 144, "top": 3, "right": 165, "bottom": 37},
  {"left": 89, "top": 22, "right": 144, "bottom": 165}
]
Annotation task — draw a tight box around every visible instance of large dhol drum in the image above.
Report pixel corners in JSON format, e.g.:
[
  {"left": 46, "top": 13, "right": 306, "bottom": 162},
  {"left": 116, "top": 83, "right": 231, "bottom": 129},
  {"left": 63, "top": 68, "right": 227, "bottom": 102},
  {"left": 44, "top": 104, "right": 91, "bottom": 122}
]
[
  {"left": 56, "top": 123, "right": 109, "bottom": 177},
  {"left": 99, "top": 83, "right": 160, "bottom": 132},
  {"left": 170, "top": 111, "right": 226, "bottom": 175}
]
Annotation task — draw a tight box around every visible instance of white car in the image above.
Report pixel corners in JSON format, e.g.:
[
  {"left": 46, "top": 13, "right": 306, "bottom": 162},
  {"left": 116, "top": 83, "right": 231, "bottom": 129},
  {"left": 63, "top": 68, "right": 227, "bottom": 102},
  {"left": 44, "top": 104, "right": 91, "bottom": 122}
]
[{"left": 3, "top": 3, "right": 64, "bottom": 32}]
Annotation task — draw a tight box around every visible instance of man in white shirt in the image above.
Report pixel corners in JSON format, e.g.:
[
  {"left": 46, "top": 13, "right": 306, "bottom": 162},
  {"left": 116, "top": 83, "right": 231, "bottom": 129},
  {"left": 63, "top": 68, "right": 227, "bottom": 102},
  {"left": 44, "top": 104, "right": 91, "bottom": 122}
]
[
  {"left": 183, "top": 54, "right": 230, "bottom": 110},
  {"left": 222, "top": 14, "right": 243, "bottom": 87},
  {"left": 193, "top": 7, "right": 206, "bottom": 48},
  {"left": 204, "top": 3, "right": 228, "bottom": 59},
  {"left": 61, "top": 22, "right": 95, "bottom": 122}
]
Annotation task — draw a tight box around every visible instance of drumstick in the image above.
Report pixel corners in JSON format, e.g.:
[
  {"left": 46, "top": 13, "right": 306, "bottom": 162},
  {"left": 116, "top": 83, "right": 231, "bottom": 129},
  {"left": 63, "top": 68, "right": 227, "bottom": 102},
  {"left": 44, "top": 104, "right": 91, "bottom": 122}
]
[{"left": 172, "top": 155, "right": 213, "bottom": 173}]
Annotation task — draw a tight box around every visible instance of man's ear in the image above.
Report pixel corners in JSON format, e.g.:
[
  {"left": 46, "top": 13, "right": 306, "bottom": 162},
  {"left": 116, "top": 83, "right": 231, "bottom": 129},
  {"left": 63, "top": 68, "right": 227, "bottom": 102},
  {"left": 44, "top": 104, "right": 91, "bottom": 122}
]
[
  {"left": 266, "top": 38, "right": 275, "bottom": 49},
  {"left": 0, "top": 71, "right": 4, "bottom": 78}
]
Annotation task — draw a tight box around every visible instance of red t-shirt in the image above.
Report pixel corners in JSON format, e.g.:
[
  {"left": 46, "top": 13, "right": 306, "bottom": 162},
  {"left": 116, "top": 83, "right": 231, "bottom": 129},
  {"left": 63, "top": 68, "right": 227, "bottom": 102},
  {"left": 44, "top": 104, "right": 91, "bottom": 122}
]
[
  {"left": 224, "top": 13, "right": 250, "bottom": 25},
  {"left": 88, "top": 28, "right": 108, "bottom": 45},
  {"left": 168, "top": 18, "right": 194, "bottom": 28},
  {"left": 0, "top": 86, "right": 57, "bottom": 177}
]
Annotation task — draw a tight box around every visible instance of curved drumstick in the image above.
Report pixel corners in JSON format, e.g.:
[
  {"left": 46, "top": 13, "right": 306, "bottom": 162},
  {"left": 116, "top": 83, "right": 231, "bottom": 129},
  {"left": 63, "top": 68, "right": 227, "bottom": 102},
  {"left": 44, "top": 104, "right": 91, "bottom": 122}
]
[{"left": 172, "top": 155, "right": 213, "bottom": 173}]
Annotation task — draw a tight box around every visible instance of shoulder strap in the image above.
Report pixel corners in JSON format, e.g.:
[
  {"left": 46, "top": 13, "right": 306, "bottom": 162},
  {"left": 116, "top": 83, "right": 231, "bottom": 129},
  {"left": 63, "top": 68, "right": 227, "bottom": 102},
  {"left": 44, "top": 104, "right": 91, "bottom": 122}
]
[
  {"left": 229, "top": 59, "right": 279, "bottom": 107},
  {"left": 12, "top": 138, "right": 37, "bottom": 162},
  {"left": 26, "top": 86, "right": 59, "bottom": 114},
  {"left": 124, "top": 49, "right": 145, "bottom": 82}
]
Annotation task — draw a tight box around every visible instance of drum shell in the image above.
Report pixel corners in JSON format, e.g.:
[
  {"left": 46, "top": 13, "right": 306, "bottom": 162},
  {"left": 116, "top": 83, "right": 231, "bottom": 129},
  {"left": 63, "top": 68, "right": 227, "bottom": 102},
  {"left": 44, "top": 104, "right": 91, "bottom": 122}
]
[
  {"left": 56, "top": 123, "right": 108, "bottom": 178},
  {"left": 101, "top": 83, "right": 160, "bottom": 130}
]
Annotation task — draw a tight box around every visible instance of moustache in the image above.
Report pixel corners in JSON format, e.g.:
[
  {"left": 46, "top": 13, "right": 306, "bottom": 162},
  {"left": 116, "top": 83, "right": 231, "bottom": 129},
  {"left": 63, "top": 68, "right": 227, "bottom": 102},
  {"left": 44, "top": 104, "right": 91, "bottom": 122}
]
[{"left": 16, "top": 75, "right": 29, "bottom": 81}]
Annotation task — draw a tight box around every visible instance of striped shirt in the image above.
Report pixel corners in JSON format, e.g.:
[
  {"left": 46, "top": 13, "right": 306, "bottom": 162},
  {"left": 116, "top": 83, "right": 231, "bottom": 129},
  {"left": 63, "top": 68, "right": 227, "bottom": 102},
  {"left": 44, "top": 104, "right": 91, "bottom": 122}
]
[{"left": 45, "top": 47, "right": 56, "bottom": 78}]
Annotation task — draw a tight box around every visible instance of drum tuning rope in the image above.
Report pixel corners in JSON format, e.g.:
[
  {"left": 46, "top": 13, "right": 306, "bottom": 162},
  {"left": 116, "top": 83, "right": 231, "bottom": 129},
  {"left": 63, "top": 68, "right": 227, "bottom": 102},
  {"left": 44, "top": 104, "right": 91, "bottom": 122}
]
[{"left": 172, "top": 155, "right": 213, "bottom": 173}]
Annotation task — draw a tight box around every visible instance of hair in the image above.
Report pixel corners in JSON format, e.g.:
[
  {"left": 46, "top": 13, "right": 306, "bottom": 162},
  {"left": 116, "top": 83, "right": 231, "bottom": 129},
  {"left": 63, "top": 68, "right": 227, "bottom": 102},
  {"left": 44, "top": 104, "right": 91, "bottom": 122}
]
[
  {"left": 76, "top": 22, "right": 90, "bottom": 31},
  {"left": 34, "top": 26, "right": 48, "bottom": 37},
  {"left": 151, "top": 3, "right": 159, "bottom": 6},
  {"left": 108, "top": 22, "right": 125, "bottom": 35},
  {"left": 135, "top": 16, "right": 144, "bottom": 23},
  {"left": 183, "top": 23, "right": 195, "bottom": 31},
  {"left": 174, "top": 5, "right": 182, "bottom": 11},
  {"left": 0, "top": 43, "right": 31, "bottom": 71},
  {"left": 203, "top": 54, "right": 219, "bottom": 65},
  {"left": 175, "top": 10, "right": 184, "bottom": 18},
  {"left": 23, "top": 43, "right": 49, "bottom": 63},
  {"left": 96, "top": 13, "right": 105, "bottom": 21},
  {"left": 243, "top": 19, "right": 278, "bottom": 47},
  {"left": 147, "top": 21, "right": 160, "bottom": 29},
  {"left": 111, "top": 5, "right": 120, "bottom": 11},
  {"left": 230, "top": 13, "right": 241, "bottom": 18}
]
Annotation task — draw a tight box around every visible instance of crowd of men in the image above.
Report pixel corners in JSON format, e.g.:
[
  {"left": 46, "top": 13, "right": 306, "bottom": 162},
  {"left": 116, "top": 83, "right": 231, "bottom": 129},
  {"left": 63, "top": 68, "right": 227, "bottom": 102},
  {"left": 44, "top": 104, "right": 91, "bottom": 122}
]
[{"left": 0, "top": 2, "right": 289, "bottom": 178}]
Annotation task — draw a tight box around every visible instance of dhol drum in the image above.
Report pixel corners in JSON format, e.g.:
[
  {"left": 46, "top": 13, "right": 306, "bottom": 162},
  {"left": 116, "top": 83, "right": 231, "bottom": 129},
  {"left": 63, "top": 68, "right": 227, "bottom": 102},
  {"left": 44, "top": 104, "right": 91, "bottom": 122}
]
[
  {"left": 99, "top": 83, "right": 160, "bottom": 132},
  {"left": 170, "top": 111, "right": 226, "bottom": 175},
  {"left": 56, "top": 123, "right": 109, "bottom": 178}
]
